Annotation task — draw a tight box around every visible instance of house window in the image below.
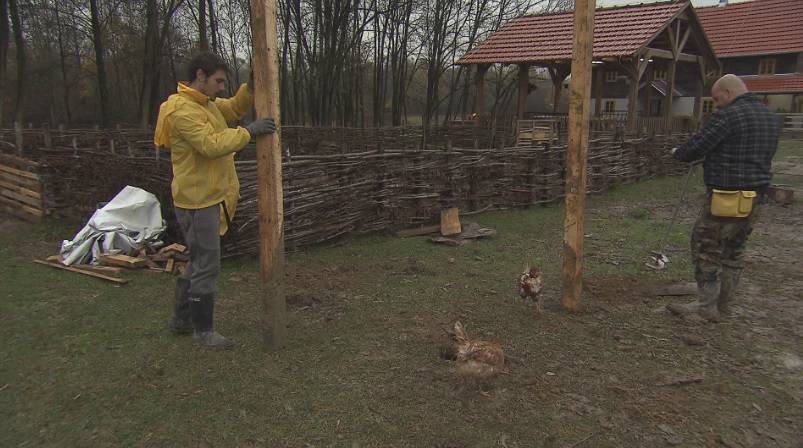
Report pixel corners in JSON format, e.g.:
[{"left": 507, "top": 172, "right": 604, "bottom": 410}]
[
  {"left": 702, "top": 99, "right": 715, "bottom": 114},
  {"left": 604, "top": 100, "right": 616, "bottom": 112},
  {"left": 653, "top": 69, "right": 667, "bottom": 81},
  {"left": 758, "top": 58, "right": 776, "bottom": 75},
  {"left": 605, "top": 71, "right": 618, "bottom": 82}
]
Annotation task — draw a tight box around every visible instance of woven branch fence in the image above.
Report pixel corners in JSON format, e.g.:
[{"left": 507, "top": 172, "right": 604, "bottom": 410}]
[{"left": 0, "top": 126, "right": 688, "bottom": 256}]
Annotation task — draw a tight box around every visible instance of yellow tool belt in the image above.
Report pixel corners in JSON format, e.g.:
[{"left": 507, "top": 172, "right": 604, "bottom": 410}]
[{"left": 710, "top": 189, "right": 756, "bottom": 218}]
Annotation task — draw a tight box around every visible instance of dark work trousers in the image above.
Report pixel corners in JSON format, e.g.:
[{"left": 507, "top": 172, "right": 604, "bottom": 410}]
[{"left": 175, "top": 205, "right": 221, "bottom": 297}]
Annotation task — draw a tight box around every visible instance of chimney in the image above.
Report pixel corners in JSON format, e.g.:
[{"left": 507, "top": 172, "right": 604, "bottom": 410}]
[{"left": 718, "top": 0, "right": 728, "bottom": 7}]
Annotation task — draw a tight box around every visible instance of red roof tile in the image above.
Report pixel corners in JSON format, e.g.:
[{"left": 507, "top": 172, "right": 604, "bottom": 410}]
[
  {"left": 741, "top": 73, "right": 803, "bottom": 93},
  {"left": 457, "top": 1, "right": 686, "bottom": 65},
  {"left": 697, "top": 0, "right": 803, "bottom": 58}
]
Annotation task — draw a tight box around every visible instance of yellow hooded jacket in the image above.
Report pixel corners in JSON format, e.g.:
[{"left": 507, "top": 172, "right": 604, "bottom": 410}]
[{"left": 153, "top": 82, "right": 253, "bottom": 235}]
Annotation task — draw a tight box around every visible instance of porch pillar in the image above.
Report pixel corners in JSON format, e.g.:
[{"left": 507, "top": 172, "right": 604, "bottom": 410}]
[
  {"left": 664, "top": 59, "right": 677, "bottom": 124},
  {"left": 627, "top": 71, "right": 640, "bottom": 131},
  {"left": 693, "top": 73, "right": 703, "bottom": 125},
  {"left": 594, "top": 65, "right": 603, "bottom": 117},
  {"left": 517, "top": 63, "right": 530, "bottom": 120},
  {"left": 472, "top": 64, "right": 490, "bottom": 121}
]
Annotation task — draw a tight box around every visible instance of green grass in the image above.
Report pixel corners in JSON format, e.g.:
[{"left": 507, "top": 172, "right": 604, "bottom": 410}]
[{"left": 1, "top": 140, "right": 801, "bottom": 447}]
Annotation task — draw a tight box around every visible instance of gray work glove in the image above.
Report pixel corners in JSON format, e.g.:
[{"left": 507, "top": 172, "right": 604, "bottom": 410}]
[{"left": 246, "top": 118, "right": 276, "bottom": 137}]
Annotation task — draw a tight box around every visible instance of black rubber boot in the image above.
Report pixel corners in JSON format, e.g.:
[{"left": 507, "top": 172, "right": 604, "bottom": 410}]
[
  {"left": 190, "top": 294, "right": 234, "bottom": 349},
  {"left": 168, "top": 278, "right": 193, "bottom": 334}
]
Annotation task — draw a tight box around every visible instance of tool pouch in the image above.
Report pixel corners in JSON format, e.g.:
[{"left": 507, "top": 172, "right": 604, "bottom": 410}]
[{"left": 710, "top": 189, "right": 756, "bottom": 218}]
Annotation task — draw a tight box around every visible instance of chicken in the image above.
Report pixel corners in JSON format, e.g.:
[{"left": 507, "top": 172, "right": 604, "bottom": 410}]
[
  {"left": 518, "top": 266, "right": 545, "bottom": 313},
  {"left": 451, "top": 321, "right": 505, "bottom": 390}
]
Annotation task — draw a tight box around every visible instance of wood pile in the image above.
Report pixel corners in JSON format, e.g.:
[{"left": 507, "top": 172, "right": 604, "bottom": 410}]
[
  {"left": 35, "top": 243, "right": 189, "bottom": 284},
  {"left": 0, "top": 153, "right": 44, "bottom": 223}
]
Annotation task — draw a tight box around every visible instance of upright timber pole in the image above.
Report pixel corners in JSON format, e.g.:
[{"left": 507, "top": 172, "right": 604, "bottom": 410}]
[
  {"left": 251, "top": 0, "right": 287, "bottom": 350},
  {"left": 561, "top": 0, "right": 595, "bottom": 311}
]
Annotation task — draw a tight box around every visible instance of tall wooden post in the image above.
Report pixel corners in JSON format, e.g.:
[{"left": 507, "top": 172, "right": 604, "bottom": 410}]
[
  {"left": 561, "top": 0, "right": 595, "bottom": 311},
  {"left": 594, "top": 66, "right": 603, "bottom": 117},
  {"left": 251, "top": 0, "right": 287, "bottom": 350},
  {"left": 472, "top": 64, "right": 490, "bottom": 121},
  {"left": 517, "top": 63, "right": 530, "bottom": 120},
  {"left": 626, "top": 68, "right": 640, "bottom": 131}
]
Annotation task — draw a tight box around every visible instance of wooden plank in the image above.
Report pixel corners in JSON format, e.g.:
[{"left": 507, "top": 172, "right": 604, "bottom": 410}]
[
  {"left": 0, "top": 203, "right": 41, "bottom": 223},
  {"left": 0, "top": 164, "right": 39, "bottom": 181},
  {"left": 396, "top": 224, "right": 441, "bottom": 238},
  {"left": 0, "top": 195, "right": 44, "bottom": 217},
  {"left": 73, "top": 264, "right": 123, "bottom": 277},
  {"left": 0, "top": 178, "right": 41, "bottom": 199},
  {"left": 33, "top": 260, "right": 128, "bottom": 285},
  {"left": 158, "top": 243, "right": 186, "bottom": 254},
  {"left": 0, "top": 171, "right": 41, "bottom": 190},
  {"left": 100, "top": 254, "right": 147, "bottom": 269},
  {"left": 252, "top": 0, "right": 288, "bottom": 350},
  {"left": 165, "top": 258, "right": 175, "bottom": 274},
  {"left": 561, "top": 0, "right": 595, "bottom": 312},
  {"left": 1, "top": 187, "right": 43, "bottom": 208},
  {"left": 0, "top": 152, "right": 39, "bottom": 170}
]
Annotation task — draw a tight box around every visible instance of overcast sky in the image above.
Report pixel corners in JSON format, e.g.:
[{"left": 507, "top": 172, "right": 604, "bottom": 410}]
[{"left": 597, "top": 0, "right": 749, "bottom": 7}]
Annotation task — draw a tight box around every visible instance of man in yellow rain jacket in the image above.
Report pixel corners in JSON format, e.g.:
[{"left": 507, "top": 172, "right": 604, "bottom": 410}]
[{"left": 154, "top": 52, "right": 275, "bottom": 348}]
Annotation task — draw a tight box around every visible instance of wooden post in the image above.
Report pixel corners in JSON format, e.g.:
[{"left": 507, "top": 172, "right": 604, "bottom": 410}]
[
  {"left": 664, "top": 59, "right": 677, "bottom": 123},
  {"left": 594, "top": 66, "right": 603, "bottom": 117},
  {"left": 14, "top": 121, "right": 22, "bottom": 156},
  {"left": 517, "top": 63, "right": 530, "bottom": 120},
  {"left": 644, "top": 65, "right": 653, "bottom": 117},
  {"left": 626, "top": 67, "right": 639, "bottom": 131},
  {"left": 472, "top": 64, "right": 489, "bottom": 121},
  {"left": 251, "top": 0, "right": 287, "bottom": 350},
  {"left": 561, "top": 0, "right": 595, "bottom": 311}
]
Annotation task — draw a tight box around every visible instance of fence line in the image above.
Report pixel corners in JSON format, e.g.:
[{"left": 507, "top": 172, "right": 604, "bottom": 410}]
[{"left": 0, "top": 126, "right": 689, "bottom": 255}]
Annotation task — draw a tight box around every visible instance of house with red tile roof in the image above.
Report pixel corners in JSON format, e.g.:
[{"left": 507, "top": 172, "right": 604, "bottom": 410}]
[
  {"left": 456, "top": 1, "right": 718, "bottom": 130},
  {"left": 697, "top": 0, "right": 803, "bottom": 113}
]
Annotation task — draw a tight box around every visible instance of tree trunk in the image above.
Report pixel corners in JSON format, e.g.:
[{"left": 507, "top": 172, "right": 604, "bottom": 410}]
[
  {"left": 208, "top": 0, "right": 218, "bottom": 53},
  {"left": 0, "top": 0, "right": 9, "bottom": 125},
  {"left": 89, "top": 0, "right": 111, "bottom": 127},
  {"left": 53, "top": 4, "right": 72, "bottom": 124},
  {"left": 139, "top": 0, "right": 159, "bottom": 128},
  {"left": 199, "top": 0, "right": 208, "bottom": 51},
  {"left": 8, "top": 0, "right": 23, "bottom": 126}
]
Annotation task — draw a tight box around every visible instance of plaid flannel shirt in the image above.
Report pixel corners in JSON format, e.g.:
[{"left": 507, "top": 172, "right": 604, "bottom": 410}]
[{"left": 674, "top": 93, "right": 780, "bottom": 191}]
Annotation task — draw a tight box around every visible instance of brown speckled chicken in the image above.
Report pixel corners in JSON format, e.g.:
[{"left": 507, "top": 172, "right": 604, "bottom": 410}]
[
  {"left": 452, "top": 321, "right": 505, "bottom": 390},
  {"left": 518, "top": 266, "right": 545, "bottom": 313}
]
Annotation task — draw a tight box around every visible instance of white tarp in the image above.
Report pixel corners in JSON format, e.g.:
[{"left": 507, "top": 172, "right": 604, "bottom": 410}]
[{"left": 60, "top": 186, "right": 166, "bottom": 266}]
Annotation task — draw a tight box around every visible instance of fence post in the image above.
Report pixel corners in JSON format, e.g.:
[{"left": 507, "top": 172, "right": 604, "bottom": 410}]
[{"left": 14, "top": 121, "right": 23, "bottom": 156}]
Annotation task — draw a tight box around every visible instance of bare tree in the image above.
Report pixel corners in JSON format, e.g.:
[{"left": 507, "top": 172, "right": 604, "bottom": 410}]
[
  {"left": 0, "top": 0, "right": 9, "bottom": 125},
  {"left": 8, "top": 0, "right": 23, "bottom": 126}
]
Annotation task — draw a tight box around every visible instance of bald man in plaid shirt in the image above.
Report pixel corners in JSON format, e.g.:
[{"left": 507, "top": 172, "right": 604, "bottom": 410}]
[{"left": 667, "top": 74, "right": 781, "bottom": 322}]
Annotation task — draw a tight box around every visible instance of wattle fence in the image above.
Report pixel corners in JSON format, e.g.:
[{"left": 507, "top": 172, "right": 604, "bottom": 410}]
[{"left": 0, "top": 125, "right": 688, "bottom": 255}]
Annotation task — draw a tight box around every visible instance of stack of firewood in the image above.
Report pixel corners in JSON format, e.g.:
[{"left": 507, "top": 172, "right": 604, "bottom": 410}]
[{"left": 35, "top": 243, "right": 189, "bottom": 285}]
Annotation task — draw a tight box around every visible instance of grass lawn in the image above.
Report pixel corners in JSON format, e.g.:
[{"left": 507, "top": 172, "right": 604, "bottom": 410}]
[{"left": 1, "top": 140, "right": 801, "bottom": 447}]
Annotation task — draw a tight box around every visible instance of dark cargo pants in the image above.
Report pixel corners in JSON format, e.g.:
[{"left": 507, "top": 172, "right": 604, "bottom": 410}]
[
  {"left": 175, "top": 205, "right": 221, "bottom": 297},
  {"left": 690, "top": 194, "right": 760, "bottom": 310}
]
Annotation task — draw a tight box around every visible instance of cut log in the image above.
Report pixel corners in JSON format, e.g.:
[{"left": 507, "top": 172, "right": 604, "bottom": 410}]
[
  {"left": 34, "top": 260, "right": 128, "bottom": 284},
  {"left": 440, "top": 207, "right": 462, "bottom": 236}
]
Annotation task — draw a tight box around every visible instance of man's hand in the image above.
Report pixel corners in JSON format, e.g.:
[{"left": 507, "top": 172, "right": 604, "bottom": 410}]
[
  {"left": 670, "top": 147, "right": 678, "bottom": 156},
  {"left": 246, "top": 118, "right": 276, "bottom": 137}
]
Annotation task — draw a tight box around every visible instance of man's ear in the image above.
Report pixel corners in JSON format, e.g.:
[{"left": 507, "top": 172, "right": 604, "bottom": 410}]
[{"left": 195, "top": 68, "right": 206, "bottom": 82}]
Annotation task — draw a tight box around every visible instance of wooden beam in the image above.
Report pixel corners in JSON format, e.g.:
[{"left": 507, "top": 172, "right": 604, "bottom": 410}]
[
  {"left": 561, "top": 0, "right": 595, "bottom": 312},
  {"left": 548, "top": 63, "right": 571, "bottom": 113},
  {"left": 252, "top": 0, "right": 287, "bottom": 351},
  {"left": 517, "top": 63, "right": 529, "bottom": 120},
  {"left": 34, "top": 260, "right": 128, "bottom": 285},
  {"left": 693, "top": 71, "right": 703, "bottom": 125},
  {"left": 645, "top": 48, "right": 698, "bottom": 63}
]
